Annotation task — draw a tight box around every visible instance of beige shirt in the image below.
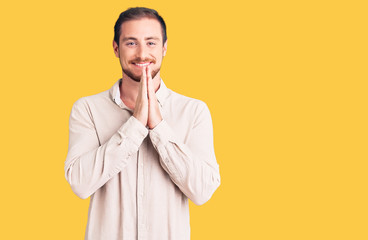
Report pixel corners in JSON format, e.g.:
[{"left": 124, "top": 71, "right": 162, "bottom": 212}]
[{"left": 65, "top": 79, "right": 221, "bottom": 240}]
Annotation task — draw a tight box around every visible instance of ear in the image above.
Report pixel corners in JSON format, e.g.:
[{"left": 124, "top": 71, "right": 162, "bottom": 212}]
[
  {"left": 113, "top": 40, "right": 120, "bottom": 58},
  {"left": 163, "top": 40, "right": 168, "bottom": 56}
]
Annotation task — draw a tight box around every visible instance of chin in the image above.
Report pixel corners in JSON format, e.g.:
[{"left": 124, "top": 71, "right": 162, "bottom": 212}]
[{"left": 123, "top": 68, "right": 160, "bottom": 82}]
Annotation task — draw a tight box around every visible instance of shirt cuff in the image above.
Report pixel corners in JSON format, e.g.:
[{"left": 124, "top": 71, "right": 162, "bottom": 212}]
[
  {"left": 118, "top": 116, "right": 149, "bottom": 147},
  {"left": 149, "top": 119, "right": 173, "bottom": 146}
]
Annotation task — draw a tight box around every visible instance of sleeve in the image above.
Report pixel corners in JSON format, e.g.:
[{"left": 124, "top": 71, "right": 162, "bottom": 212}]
[
  {"left": 64, "top": 98, "right": 148, "bottom": 199},
  {"left": 148, "top": 102, "right": 221, "bottom": 205}
]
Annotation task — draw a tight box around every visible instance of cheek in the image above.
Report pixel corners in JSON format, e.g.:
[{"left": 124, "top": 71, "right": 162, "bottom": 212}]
[
  {"left": 120, "top": 52, "right": 132, "bottom": 65},
  {"left": 154, "top": 51, "right": 164, "bottom": 61},
  {"left": 120, "top": 48, "right": 134, "bottom": 58}
]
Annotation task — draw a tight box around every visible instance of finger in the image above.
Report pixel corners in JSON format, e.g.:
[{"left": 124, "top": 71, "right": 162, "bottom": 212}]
[
  {"left": 146, "top": 66, "right": 156, "bottom": 99},
  {"left": 141, "top": 66, "right": 148, "bottom": 98},
  {"left": 146, "top": 65, "right": 152, "bottom": 95},
  {"left": 147, "top": 65, "right": 154, "bottom": 90},
  {"left": 141, "top": 66, "right": 146, "bottom": 84},
  {"left": 146, "top": 64, "right": 152, "bottom": 81},
  {"left": 147, "top": 76, "right": 154, "bottom": 99}
]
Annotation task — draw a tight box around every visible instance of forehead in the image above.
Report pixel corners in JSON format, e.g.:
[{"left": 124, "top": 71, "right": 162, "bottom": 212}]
[{"left": 120, "top": 18, "right": 162, "bottom": 41}]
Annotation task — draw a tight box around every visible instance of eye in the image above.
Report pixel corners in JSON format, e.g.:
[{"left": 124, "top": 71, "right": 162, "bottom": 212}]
[
  {"left": 126, "top": 42, "right": 136, "bottom": 46},
  {"left": 148, "top": 42, "right": 156, "bottom": 46}
]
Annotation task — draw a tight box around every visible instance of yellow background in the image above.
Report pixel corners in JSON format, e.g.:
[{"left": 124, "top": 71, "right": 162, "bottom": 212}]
[{"left": 0, "top": 0, "right": 367, "bottom": 239}]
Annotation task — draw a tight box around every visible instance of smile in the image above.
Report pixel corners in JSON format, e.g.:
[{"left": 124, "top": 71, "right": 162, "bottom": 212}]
[{"left": 134, "top": 62, "right": 152, "bottom": 67}]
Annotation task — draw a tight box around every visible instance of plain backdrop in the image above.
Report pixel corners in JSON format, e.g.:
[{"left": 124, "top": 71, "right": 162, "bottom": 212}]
[{"left": 0, "top": 0, "right": 367, "bottom": 239}]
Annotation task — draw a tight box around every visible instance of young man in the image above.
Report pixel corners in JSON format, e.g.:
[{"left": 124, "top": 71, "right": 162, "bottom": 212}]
[{"left": 65, "top": 7, "right": 220, "bottom": 240}]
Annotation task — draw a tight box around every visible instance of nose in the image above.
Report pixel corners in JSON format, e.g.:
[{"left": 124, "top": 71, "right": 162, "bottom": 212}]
[{"left": 136, "top": 44, "right": 149, "bottom": 61}]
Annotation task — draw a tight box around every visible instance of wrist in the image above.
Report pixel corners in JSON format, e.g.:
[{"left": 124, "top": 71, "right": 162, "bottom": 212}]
[
  {"left": 133, "top": 113, "right": 147, "bottom": 127},
  {"left": 148, "top": 117, "right": 163, "bottom": 129}
]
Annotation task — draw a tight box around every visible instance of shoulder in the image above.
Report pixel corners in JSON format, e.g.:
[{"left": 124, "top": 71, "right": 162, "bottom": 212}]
[
  {"left": 169, "top": 88, "right": 207, "bottom": 106},
  {"left": 69, "top": 89, "right": 112, "bottom": 122},
  {"left": 72, "top": 89, "right": 110, "bottom": 110},
  {"left": 166, "top": 89, "right": 211, "bottom": 118}
]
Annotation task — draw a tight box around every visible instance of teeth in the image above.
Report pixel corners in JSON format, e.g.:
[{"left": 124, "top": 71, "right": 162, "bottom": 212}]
[{"left": 134, "top": 62, "right": 150, "bottom": 67}]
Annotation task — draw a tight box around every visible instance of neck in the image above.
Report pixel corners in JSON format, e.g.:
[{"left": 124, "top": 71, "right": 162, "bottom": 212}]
[{"left": 120, "top": 72, "right": 161, "bottom": 109}]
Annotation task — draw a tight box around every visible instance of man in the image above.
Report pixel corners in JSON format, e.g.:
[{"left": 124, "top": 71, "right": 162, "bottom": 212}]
[{"left": 65, "top": 7, "right": 220, "bottom": 240}]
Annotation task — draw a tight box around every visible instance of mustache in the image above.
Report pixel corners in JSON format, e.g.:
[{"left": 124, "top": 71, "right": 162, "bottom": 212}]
[{"left": 129, "top": 58, "right": 156, "bottom": 64}]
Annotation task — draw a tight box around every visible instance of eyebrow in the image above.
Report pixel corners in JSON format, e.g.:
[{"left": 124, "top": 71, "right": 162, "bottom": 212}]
[{"left": 122, "top": 36, "right": 160, "bottom": 42}]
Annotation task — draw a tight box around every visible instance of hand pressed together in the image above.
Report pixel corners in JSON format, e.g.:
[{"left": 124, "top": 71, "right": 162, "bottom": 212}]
[{"left": 133, "top": 66, "right": 163, "bottom": 129}]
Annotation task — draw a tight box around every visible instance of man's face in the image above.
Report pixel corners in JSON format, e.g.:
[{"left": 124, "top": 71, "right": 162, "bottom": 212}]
[{"left": 113, "top": 17, "right": 167, "bottom": 82}]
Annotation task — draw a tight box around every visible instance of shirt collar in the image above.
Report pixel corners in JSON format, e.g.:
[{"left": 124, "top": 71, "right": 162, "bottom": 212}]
[{"left": 110, "top": 78, "right": 169, "bottom": 109}]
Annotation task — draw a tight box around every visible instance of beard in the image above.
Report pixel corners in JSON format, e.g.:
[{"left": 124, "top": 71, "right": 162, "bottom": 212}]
[
  {"left": 122, "top": 65, "right": 160, "bottom": 82},
  {"left": 122, "top": 57, "right": 161, "bottom": 82}
]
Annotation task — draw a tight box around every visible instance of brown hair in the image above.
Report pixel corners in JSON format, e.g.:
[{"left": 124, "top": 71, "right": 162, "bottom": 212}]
[{"left": 113, "top": 7, "right": 167, "bottom": 46}]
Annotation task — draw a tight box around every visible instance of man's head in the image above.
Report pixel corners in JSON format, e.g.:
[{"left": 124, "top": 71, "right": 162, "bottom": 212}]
[
  {"left": 113, "top": 7, "right": 168, "bottom": 82},
  {"left": 114, "top": 7, "right": 167, "bottom": 47}
]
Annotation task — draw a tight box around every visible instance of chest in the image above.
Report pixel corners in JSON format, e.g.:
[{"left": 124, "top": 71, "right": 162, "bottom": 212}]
[{"left": 92, "top": 102, "right": 194, "bottom": 146}]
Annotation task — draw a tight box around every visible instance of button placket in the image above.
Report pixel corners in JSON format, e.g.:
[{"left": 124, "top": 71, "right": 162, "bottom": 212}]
[{"left": 137, "top": 138, "right": 146, "bottom": 240}]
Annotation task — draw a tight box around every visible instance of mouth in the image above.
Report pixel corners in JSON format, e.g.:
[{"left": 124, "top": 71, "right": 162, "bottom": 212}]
[{"left": 132, "top": 62, "right": 153, "bottom": 68}]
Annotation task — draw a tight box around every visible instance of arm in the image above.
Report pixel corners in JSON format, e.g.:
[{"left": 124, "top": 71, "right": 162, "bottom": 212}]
[
  {"left": 64, "top": 98, "right": 148, "bottom": 199},
  {"left": 149, "top": 102, "right": 221, "bottom": 205}
]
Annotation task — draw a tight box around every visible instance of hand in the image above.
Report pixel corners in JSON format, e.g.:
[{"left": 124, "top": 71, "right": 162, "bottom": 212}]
[
  {"left": 147, "top": 66, "right": 163, "bottom": 129},
  {"left": 133, "top": 66, "right": 149, "bottom": 126}
]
